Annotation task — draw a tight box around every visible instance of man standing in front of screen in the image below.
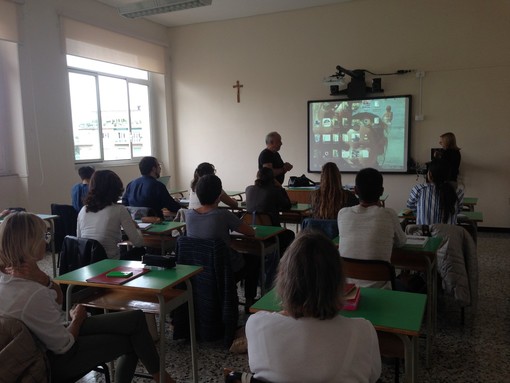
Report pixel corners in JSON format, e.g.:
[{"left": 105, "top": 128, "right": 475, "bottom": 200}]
[{"left": 258, "top": 132, "right": 293, "bottom": 186}]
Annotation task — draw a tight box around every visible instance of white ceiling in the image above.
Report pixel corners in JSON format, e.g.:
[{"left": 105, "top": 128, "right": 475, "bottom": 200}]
[{"left": 95, "top": 0, "right": 352, "bottom": 27}]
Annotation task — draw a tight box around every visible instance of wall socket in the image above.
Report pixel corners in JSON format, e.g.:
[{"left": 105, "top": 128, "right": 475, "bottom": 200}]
[{"left": 416, "top": 71, "right": 425, "bottom": 78}]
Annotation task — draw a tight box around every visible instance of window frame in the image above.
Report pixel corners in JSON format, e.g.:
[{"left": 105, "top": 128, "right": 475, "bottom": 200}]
[{"left": 67, "top": 62, "right": 154, "bottom": 165}]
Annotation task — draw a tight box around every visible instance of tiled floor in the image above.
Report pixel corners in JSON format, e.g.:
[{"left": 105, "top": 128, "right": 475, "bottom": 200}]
[{"left": 46, "top": 231, "right": 510, "bottom": 382}]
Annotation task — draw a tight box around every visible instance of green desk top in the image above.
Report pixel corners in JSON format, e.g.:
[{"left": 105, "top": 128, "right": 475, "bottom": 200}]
[
  {"left": 251, "top": 287, "right": 426, "bottom": 336},
  {"left": 399, "top": 209, "right": 483, "bottom": 223},
  {"left": 55, "top": 259, "right": 201, "bottom": 292},
  {"left": 144, "top": 221, "right": 186, "bottom": 234},
  {"left": 463, "top": 197, "right": 478, "bottom": 205},
  {"left": 231, "top": 225, "right": 285, "bottom": 240},
  {"left": 226, "top": 190, "right": 245, "bottom": 196},
  {"left": 332, "top": 236, "right": 443, "bottom": 254},
  {"left": 287, "top": 203, "right": 311, "bottom": 213},
  {"left": 286, "top": 186, "right": 319, "bottom": 191}
]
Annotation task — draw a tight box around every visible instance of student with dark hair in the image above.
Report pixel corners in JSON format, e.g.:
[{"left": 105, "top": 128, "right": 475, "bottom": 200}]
[
  {"left": 311, "top": 162, "right": 358, "bottom": 219},
  {"left": 246, "top": 230, "right": 381, "bottom": 383},
  {"left": 184, "top": 174, "right": 259, "bottom": 308},
  {"left": 407, "top": 159, "right": 464, "bottom": 225},
  {"left": 0, "top": 212, "right": 176, "bottom": 383},
  {"left": 122, "top": 156, "right": 181, "bottom": 218},
  {"left": 245, "top": 167, "right": 295, "bottom": 257},
  {"left": 188, "top": 162, "right": 238, "bottom": 209},
  {"left": 337, "top": 168, "right": 406, "bottom": 288},
  {"left": 71, "top": 166, "right": 95, "bottom": 212},
  {"left": 78, "top": 170, "right": 144, "bottom": 259}
]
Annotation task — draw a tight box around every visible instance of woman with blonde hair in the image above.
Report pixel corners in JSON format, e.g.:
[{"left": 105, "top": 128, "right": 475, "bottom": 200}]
[
  {"left": 0, "top": 212, "right": 175, "bottom": 383},
  {"left": 246, "top": 230, "right": 381, "bottom": 382},
  {"left": 311, "top": 162, "right": 358, "bottom": 219}
]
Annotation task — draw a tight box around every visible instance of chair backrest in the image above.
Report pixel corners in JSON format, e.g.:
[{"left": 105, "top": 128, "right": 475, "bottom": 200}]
[
  {"left": 301, "top": 218, "right": 339, "bottom": 239},
  {"left": 173, "top": 236, "right": 238, "bottom": 347},
  {"left": 0, "top": 316, "right": 49, "bottom": 383},
  {"left": 58, "top": 235, "right": 108, "bottom": 275},
  {"left": 241, "top": 212, "right": 273, "bottom": 226},
  {"left": 50, "top": 204, "right": 78, "bottom": 253},
  {"left": 341, "top": 257, "right": 396, "bottom": 289}
]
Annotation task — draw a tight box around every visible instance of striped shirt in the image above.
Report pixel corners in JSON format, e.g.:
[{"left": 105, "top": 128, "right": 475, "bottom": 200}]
[{"left": 407, "top": 183, "right": 464, "bottom": 225}]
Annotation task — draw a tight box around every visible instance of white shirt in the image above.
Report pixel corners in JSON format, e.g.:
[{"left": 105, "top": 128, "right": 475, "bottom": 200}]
[
  {"left": 338, "top": 205, "right": 406, "bottom": 288},
  {"left": 77, "top": 204, "right": 144, "bottom": 259},
  {"left": 0, "top": 273, "right": 74, "bottom": 354},
  {"left": 246, "top": 311, "right": 381, "bottom": 383}
]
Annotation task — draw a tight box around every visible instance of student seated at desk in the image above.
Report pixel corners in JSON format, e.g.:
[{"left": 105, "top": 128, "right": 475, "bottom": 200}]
[
  {"left": 406, "top": 159, "right": 464, "bottom": 225},
  {"left": 188, "top": 162, "right": 238, "bottom": 209},
  {"left": 77, "top": 170, "right": 144, "bottom": 259},
  {"left": 71, "top": 165, "right": 94, "bottom": 212},
  {"left": 337, "top": 168, "right": 406, "bottom": 288},
  {"left": 246, "top": 230, "right": 381, "bottom": 383},
  {"left": 311, "top": 162, "right": 358, "bottom": 219},
  {"left": 184, "top": 174, "right": 259, "bottom": 307},
  {"left": 245, "top": 167, "right": 295, "bottom": 253},
  {"left": 0, "top": 212, "right": 175, "bottom": 383}
]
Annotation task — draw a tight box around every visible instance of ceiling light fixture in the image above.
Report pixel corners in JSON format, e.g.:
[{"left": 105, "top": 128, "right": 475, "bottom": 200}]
[{"left": 119, "top": 0, "right": 212, "bottom": 19}]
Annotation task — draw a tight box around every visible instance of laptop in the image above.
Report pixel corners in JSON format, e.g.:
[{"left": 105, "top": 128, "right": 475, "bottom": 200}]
[{"left": 158, "top": 175, "right": 171, "bottom": 187}]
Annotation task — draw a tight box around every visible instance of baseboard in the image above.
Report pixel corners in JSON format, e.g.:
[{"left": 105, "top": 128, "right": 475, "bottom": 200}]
[{"left": 478, "top": 227, "right": 510, "bottom": 233}]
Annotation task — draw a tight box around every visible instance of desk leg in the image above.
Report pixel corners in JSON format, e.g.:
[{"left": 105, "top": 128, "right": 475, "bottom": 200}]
[
  {"left": 185, "top": 280, "right": 199, "bottom": 383},
  {"left": 65, "top": 285, "right": 74, "bottom": 322},
  {"left": 399, "top": 334, "right": 418, "bottom": 383},
  {"left": 258, "top": 242, "right": 266, "bottom": 296},
  {"left": 157, "top": 294, "right": 166, "bottom": 383}
]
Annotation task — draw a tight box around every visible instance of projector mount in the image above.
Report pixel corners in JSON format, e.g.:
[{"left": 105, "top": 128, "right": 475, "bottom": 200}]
[{"left": 327, "top": 66, "right": 413, "bottom": 98}]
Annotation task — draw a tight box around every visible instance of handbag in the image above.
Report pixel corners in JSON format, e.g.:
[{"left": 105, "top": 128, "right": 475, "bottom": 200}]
[{"left": 288, "top": 174, "right": 316, "bottom": 187}]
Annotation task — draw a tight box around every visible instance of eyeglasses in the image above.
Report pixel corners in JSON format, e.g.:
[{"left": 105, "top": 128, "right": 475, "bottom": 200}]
[{"left": 44, "top": 231, "right": 52, "bottom": 244}]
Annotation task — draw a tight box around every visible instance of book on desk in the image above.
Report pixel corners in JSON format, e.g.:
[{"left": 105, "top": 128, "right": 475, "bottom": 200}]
[
  {"left": 342, "top": 283, "right": 361, "bottom": 311},
  {"left": 405, "top": 235, "right": 429, "bottom": 247}
]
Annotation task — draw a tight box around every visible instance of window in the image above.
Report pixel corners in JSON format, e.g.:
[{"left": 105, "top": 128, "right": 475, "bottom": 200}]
[{"left": 67, "top": 55, "right": 152, "bottom": 162}]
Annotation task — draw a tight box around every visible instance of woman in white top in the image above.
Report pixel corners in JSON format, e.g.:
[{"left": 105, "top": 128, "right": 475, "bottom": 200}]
[
  {"left": 188, "top": 162, "right": 238, "bottom": 209},
  {"left": 77, "top": 170, "right": 144, "bottom": 259},
  {"left": 246, "top": 230, "right": 381, "bottom": 383},
  {"left": 0, "top": 212, "right": 175, "bottom": 383}
]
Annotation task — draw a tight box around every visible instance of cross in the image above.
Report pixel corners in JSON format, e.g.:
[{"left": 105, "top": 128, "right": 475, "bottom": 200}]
[{"left": 233, "top": 80, "right": 243, "bottom": 103}]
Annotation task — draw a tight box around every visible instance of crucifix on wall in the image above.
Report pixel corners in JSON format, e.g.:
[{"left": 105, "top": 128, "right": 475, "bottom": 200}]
[{"left": 233, "top": 80, "right": 243, "bottom": 103}]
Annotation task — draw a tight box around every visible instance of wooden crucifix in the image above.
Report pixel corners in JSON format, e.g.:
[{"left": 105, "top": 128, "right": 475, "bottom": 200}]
[{"left": 233, "top": 80, "right": 243, "bottom": 103}]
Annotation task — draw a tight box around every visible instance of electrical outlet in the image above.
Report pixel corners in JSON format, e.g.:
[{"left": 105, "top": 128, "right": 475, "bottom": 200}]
[{"left": 416, "top": 71, "right": 425, "bottom": 78}]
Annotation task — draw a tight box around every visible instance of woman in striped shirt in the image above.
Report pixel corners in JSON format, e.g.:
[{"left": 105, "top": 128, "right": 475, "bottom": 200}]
[{"left": 407, "top": 159, "right": 464, "bottom": 225}]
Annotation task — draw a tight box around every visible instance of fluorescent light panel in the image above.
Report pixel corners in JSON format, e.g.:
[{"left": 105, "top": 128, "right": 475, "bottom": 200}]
[{"left": 119, "top": 0, "right": 212, "bottom": 19}]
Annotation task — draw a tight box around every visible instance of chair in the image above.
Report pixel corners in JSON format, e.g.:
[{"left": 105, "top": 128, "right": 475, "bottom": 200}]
[
  {"left": 50, "top": 204, "right": 78, "bottom": 253},
  {"left": 341, "top": 257, "right": 396, "bottom": 289},
  {"left": 241, "top": 211, "right": 273, "bottom": 226},
  {"left": 173, "top": 236, "right": 238, "bottom": 348},
  {"left": 224, "top": 368, "right": 267, "bottom": 383},
  {"left": 301, "top": 218, "right": 339, "bottom": 239},
  {"left": 58, "top": 235, "right": 108, "bottom": 275},
  {"left": 340, "top": 257, "right": 401, "bottom": 383},
  {"left": 0, "top": 316, "right": 111, "bottom": 383}
]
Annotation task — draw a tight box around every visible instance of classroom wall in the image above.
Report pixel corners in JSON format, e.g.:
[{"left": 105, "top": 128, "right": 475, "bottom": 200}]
[
  {"left": 1, "top": 0, "right": 509, "bottom": 229},
  {"left": 167, "top": 0, "right": 510, "bottom": 228},
  {"left": 0, "top": 0, "right": 170, "bottom": 211}
]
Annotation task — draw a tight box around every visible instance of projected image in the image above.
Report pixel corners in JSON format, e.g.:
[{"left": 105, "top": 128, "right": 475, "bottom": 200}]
[{"left": 308, "top": 96, "right": 411, "bottom": 173}]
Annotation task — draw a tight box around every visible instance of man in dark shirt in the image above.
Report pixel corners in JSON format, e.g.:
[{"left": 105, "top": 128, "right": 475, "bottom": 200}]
[
  {"left": 258, "top": 131, "right": 293, "bottom": 185},
  {"left": 122, "top": 156, "right": 181, "bottom": 218}
]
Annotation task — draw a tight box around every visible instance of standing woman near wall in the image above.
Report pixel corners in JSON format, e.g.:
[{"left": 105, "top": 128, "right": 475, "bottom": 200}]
[
  {"left": 434, "top": 132, "right": 461, "bottom": 183},
  {"left": 311, "top": 162, "right": 358, "bottom": 219}
]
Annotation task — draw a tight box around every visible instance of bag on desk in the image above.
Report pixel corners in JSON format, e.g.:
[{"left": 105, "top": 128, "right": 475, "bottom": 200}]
[{"left": 288, "top": 174, "right": 316, "bottom": 188}]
